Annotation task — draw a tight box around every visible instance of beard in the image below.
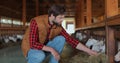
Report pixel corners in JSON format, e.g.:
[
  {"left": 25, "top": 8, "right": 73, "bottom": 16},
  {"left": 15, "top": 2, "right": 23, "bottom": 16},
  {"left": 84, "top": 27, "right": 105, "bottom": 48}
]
[{"left": 52, "top": 21, "right": 61, "bottom": 26}]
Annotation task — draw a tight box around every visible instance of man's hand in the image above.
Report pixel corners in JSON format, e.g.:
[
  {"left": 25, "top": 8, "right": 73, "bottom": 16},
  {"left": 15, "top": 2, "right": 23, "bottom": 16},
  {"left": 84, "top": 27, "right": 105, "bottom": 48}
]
[
  {"left": 50, "top": 48, "right": 60, "bottom": 61},
  {"left": 88, "top": 50, "right": 98, "bottom": 56},
  {"left": 42, "top": 46, "right": 60, "bottom": 61}
]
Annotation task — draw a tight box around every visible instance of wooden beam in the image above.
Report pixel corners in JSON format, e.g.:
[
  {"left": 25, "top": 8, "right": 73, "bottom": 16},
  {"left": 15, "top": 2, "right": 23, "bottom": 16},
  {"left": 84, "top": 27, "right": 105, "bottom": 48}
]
[
  {"left": 65, "top": 0, "right": 71, "bottom": 16},
  {"left": 105, "top": 0, "right": 118, "bottom": 18},
  {"left": 44, "top": 0, "right": 49, "bottom": 4},
  {"left": 75, "top": 14, "right": 120, "bottom": 30},
  {"left": 38, "top": 3, "right": 75, "bottom": 6},
  {"left": 81, "top": 0, "right": 85, "bottom": 27},
  {"left": 0, "top": 27, "right": 26, "bottom": 30},
  {"left": 75, "top": 21, "right": 105, "bottom": 30},
  {"left": 35, "top": 0, "right": 39, "bottom": 16},
  {"left": 65, "top": 0, "right": 71, "bottom": 4},
  {"left": 115, "top": 30, "right": 120, "bottom": 41},
  {"left": 106, "top": 27, "right": 116, "bottom": 63},
  {"left": 86, "top": 0, "right": 92, "bottom": 25},
  {"left": 11, "top": 18, "right": 13, "bottom": 27},
  {"left": 107, "top": 15, "right": 120, "bottom": 26},
  {"left": 22, "top": 0, "right": 26, "bottom": 26},
  {"left": 0, "top": 5, "right": 21, "bottom": 14},
  {"left": 75, "top": 0, "right": 85, "bottom": 28},
  {"left": 54, "top": 0, "right": 60, "bottom": 4},
  {"left": 0, "top": 16, "right": 1, "bottom": 27}
]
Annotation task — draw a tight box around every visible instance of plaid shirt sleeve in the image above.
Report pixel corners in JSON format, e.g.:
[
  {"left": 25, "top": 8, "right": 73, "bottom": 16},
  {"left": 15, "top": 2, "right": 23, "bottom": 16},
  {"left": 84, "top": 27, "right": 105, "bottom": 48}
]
[
  {"left": 29, "top": 19, "right": 44, "bottom": 50},
  {"left": 60, "top": 27, "right": 79, "bottom": 48}
]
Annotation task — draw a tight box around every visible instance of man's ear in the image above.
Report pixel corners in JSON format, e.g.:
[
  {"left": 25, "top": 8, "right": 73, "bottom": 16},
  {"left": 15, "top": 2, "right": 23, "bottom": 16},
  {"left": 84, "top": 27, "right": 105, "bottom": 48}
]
[
  {"left": 50, "top": 14, "right": 53, "bottom": 17},
  {"left": 51, "top": 14, "right": 55, "bottom": 18}
]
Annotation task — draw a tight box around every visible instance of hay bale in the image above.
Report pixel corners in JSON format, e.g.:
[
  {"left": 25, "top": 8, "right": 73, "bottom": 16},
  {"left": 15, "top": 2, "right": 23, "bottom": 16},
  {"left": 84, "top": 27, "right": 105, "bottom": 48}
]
[{"left": 68, "top": 52, "right": 89, "bottom": 63}]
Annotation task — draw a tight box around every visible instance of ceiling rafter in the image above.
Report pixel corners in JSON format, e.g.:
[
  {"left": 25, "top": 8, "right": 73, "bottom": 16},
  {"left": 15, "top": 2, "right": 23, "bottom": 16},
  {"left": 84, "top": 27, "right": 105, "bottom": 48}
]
[
  {"left": 0, "top": 5, "right": 21, "bottom": 14},
  {"left": 0, "top": 0, "right": 107, "bottom": 21}
]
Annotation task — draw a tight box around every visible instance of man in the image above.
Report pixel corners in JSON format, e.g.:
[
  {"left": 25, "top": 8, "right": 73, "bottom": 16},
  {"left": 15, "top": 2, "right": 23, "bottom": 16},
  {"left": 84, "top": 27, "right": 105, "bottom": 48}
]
[{"left": 21, "top": 5, "right": 97, "bottom": 63}]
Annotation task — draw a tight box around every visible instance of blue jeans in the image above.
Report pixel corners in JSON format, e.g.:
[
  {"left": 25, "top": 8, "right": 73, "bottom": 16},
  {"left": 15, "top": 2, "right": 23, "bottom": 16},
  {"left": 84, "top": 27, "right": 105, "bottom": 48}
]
[{"left": 27, "top": 36, "right": 65, "bottom": 63}]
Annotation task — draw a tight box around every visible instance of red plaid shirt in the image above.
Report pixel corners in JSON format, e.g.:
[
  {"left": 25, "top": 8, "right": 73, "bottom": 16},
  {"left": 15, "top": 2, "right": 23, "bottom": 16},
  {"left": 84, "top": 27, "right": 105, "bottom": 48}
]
[{"left": 29, "top": 19, "right": 79, "bottom": 50}]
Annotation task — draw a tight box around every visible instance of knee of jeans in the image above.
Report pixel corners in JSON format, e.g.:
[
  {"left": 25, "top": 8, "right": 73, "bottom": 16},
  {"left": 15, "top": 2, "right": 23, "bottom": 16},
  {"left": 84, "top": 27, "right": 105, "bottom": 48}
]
[
  {"left": 28, "top": 51, "right": 46, "bottom": 62},
  {"left": 56, "top": 36, "right": 65, "bottom": 41},
  {"left": 35, "top": 53, "right": 46, "bottom": 62},
  {"left": 57, "top": 36, "right": 66, "bottom": 46}
]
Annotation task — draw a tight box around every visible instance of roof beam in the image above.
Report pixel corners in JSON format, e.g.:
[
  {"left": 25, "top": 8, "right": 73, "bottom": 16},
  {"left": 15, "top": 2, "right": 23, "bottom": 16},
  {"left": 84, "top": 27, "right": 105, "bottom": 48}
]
[
  {"left": 54, "top": 0, "right": 60, "bottom": 4},
  {"left": 0, "top": 5, "right": 21, "bottom": 14}
]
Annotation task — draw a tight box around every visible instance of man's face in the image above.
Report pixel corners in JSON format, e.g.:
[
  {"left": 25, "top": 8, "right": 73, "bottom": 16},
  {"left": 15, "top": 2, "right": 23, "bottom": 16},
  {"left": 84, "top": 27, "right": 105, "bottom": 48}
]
[{"left": 52, "top": 15, "right": 65, "bottom": 26}]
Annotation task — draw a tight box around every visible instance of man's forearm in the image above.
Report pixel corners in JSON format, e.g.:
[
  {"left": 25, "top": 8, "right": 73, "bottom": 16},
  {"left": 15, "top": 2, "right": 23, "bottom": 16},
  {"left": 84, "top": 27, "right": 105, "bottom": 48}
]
[
  {"left": 76, "top": 43, "right": 97, "bottom": 55},
  {"left": 42, "top": 46, "right": 54, "bottom": 52}
]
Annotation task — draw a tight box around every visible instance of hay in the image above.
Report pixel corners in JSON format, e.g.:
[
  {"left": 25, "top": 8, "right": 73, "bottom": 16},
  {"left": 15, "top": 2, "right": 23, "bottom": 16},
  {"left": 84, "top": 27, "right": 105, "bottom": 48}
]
[
  {"left": 88, "top": 53, "right": 108, "bottom": 63},
  {"left": 43, "top": 43, "right": 108, "bottom": 63},
  {"left": 68, "top": 52, "right": 89, "bottom": 63},
  {"left": 43, "top": 52, "right": 108, "bottom": 63},
  {"left": 60, "top": 52, "right": 108, "bottom": 63}
]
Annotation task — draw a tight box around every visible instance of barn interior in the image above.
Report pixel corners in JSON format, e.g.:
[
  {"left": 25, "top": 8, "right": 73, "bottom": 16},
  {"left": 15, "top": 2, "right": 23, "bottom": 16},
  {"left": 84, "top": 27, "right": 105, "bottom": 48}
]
[{"left": 0, "top": 0, "right": 120, "bottom": 63}]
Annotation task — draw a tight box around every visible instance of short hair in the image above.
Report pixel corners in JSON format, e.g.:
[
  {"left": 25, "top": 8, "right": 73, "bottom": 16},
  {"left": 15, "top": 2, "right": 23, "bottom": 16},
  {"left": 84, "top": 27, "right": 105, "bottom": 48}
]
[{"left": 48, "top": 5, "right": 66, "bottom": 17}]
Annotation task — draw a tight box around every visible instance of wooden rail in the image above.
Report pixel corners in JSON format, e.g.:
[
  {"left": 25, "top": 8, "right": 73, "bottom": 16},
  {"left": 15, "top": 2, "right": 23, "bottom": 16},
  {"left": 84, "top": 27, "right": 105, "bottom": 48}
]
[
  {"left": 75, "top": 14, "right": 120, "bottom": 30},
  {"left": 0, "top": 27, "right": 26, "bottom": 30},
  {"left": 75, "top": 14, "right": 120, "bottom": 63}
]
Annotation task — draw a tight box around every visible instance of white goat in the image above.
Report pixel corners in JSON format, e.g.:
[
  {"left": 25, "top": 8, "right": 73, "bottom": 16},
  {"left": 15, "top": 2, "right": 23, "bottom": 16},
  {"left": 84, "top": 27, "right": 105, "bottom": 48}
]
[
  {"left": 86, "top": 38, "right": 105, "bottom": 53},
  {"left": 16, "top": 34, "right": 23, "bottom": 40},
  {"left": 85, "top": 38, "right": 98, "bottom": 48},
  {"left": 115, "top": 50, "right": 120, "bottom": 62}
]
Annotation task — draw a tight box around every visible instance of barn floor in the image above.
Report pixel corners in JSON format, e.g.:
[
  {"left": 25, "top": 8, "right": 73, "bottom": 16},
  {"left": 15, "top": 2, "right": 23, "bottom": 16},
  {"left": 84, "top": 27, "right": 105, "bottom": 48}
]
[
  {"left": 0, "top": 43, "right": 76, "bottom": 63},
  {"left": 0, "top": 43, "right": 107, "bottom": 63},
  {"left": 0, "top": 45, "right": 26, "bottom": 63}
]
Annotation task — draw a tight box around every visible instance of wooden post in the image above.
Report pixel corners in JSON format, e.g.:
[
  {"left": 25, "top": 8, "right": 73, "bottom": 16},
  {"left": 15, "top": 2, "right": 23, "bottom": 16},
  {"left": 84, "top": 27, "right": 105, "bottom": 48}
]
[
  {"left": 11, "top": 18, "right": 13, "bottom": 27},
  {"left": 75, "top": 0, "right": 85, "bottom": 28},
  {"left": 105, "top": 0, "right": 118, "bottom": 18},
  {"left": 86, "top": 0, "right": 92, "bottom": 25},
  {"left": 106, "top": 26, "right": 116, "bottom": 63},
  {"left": 35, "top": 0, "right": 39, "bottom": 16},
  {"left": 105, "top": 0, "right": 118, "bottom": 63},
  {"left": 22, "top": 0, "right": 26, "bottom": 27},
  {"left": 0, "top": 16, "right": 1, "bottom": 27},
  {"left": 43, "top": 5, "right": 45, "bottom": 14},
  {"left": 81, "top": 0, "right": 85, "bottom": 27}
]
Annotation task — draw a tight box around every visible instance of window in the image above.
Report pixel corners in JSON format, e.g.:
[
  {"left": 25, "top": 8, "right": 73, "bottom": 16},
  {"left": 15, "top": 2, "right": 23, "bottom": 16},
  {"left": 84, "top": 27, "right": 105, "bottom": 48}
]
[
  {"left": 1, "top": 17, "right": 12, "bottom": 24},
  {"left": 13, "top": 20, "right": 23, "bottom": 26},
  {"left": 26, "top": 22, "right": 30, "bottom": 26},
  {"left": 66, "top": 22, "right": 75, "bottom": 34}
]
